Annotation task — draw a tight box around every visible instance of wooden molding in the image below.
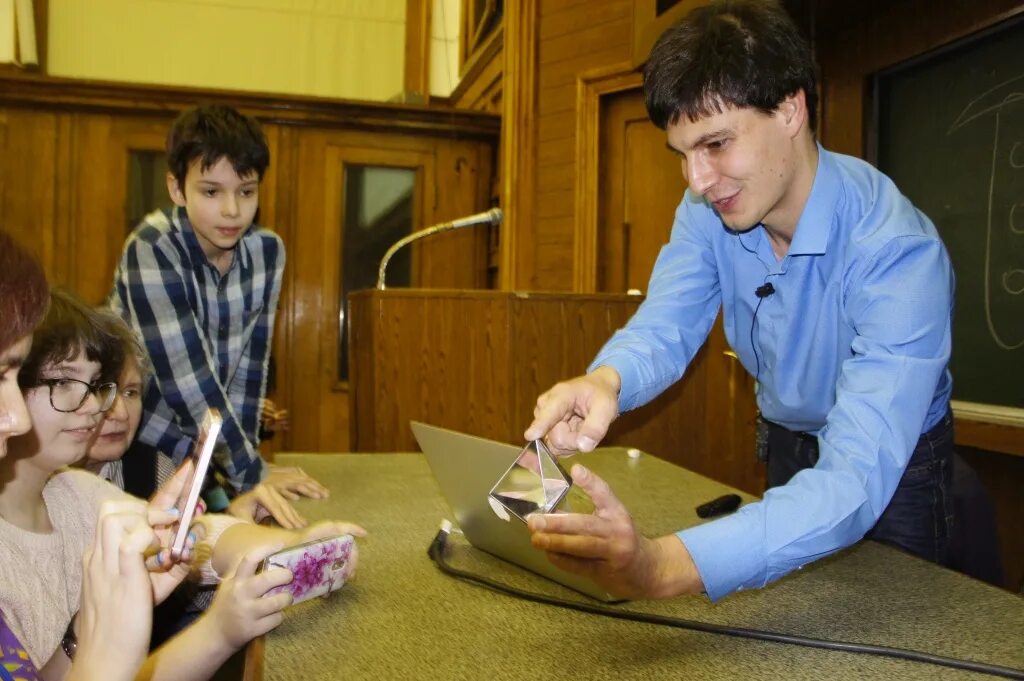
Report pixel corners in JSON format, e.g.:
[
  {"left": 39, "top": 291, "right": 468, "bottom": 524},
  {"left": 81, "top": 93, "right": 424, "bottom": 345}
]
[
  {"left": 404, "top": 0, "right": 433, "bottom": 101},
  {"left": 631, "top": 0, "right": 707, "bottom": 68},
  {"left": 241, "top": 636, "right": 265, "bottom": 681},
  {"left": 499, "top": 0, "right": 537, "bottom": 290},
  {"left": 0, "top": 73, "right": 500, "bottom": 140},
  {"left": 572, "top": 63, "right": 643, "bottom": 293},
  {"left": 449, "top": 26, "right": 503, "bottom": 109},
  {"left": 952, "top": 401, "right": 1024, "bottom": 457}
]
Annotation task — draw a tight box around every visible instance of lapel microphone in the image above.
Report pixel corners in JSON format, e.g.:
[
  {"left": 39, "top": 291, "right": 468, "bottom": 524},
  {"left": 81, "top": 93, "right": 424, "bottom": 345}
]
[{"left": 755, "top": 282, "right": 776, "bottom": 298}]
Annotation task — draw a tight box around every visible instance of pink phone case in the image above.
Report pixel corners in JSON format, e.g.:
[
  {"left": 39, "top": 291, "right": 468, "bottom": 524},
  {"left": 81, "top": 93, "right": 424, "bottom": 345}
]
[{"left": 262, "top": 534, "right": 356, "bottom": 605}]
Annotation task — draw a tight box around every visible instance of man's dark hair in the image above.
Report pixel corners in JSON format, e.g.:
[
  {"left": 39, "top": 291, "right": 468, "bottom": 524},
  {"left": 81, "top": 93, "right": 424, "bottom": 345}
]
[
  {"left": 166, "top": 105, "right": 270, "bottom": 189},
  {"left": 643, "top": 0, "right": 818, "bottom": 131},
  {"left": 19, "top": 290, "right": 126, "bottom": 388}
]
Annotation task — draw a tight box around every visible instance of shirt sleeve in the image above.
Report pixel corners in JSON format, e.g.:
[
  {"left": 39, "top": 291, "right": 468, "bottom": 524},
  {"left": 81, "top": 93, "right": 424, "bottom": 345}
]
[
  {"left": 679, "top": 235, "right": 953, "bottom": 601},
  {"left": 589, "top": 195, "right": 723, "bottom": 410},
  {"left": 115, "top": 232, "right": 264, "bottom": 488}
]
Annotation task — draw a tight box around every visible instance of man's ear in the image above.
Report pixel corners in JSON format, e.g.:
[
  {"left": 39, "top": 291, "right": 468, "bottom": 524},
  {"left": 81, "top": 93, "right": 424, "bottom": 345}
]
[
  {"left": 166, "top": 172, "right": 186, "bottom": 207},
  {"left": 778, "top": 90, "right": 808, "bottom": 139}
]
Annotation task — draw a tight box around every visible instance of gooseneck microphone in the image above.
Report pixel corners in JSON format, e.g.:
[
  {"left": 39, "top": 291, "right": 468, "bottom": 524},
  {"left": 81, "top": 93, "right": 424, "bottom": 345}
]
[
  {"left": 755, "top": 282, "right": 776, "bottom": 298},
  {"left": 376, "top": 208, "right": 504, "bottom": 290}
]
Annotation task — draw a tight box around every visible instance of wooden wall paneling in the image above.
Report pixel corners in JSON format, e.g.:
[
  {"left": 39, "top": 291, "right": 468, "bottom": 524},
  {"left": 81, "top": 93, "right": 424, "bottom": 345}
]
[
  {"left": 535, "top": 0, "right": 634, "bottom": 292},
  {"left": 0, "top": 108, "right": 60, "bottom": 275},
  {"left": 349, "top": 290, "right": 512, "bottom": 452},
  {"left": 499, "top": 0, "right": 538, "bottom": 290},
  {"left": 68, "top": 115, "right": 171, "bottom": 303},
  {"left": 960, "top": 447, "right": 1024, "bottom": 592},
  {"left": 449, "top": 25, "right": 503, "bottom": 114},
  {"left": 0, "top": 74, "right": 501, "bottom": 141}
]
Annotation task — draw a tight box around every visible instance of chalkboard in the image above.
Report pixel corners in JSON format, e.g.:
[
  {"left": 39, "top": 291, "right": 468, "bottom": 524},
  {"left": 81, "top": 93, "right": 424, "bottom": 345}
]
[{"left": 875, "top": 15, "right": 1024, "bottom": 410}]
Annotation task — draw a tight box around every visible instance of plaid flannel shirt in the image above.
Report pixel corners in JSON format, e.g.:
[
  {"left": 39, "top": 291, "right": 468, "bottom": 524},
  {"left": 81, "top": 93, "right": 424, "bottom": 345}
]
[{"left": 110, "top": 207, "right": 284, "bottom": 490}]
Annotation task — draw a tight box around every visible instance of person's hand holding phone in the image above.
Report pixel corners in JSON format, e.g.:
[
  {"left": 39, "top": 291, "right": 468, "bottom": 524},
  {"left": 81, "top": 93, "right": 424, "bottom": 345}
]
[
  {"left": 194, "top": 543, "right": 295, "bottom": 652},
  {"left": 72, "top": 501, "right": 160, "bottom": 681}
]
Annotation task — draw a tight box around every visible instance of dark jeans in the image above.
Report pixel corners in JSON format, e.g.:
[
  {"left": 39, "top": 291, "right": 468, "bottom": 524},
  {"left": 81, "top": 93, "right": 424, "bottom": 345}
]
[{"left": 763, "top": 412, "right": 955, "bottom": 567}]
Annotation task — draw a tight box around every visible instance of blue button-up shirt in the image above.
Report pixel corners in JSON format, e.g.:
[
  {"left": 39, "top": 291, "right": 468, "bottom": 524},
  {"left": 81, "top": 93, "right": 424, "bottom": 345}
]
[{"left": 591, "top": 146, "right": 954, "bottom": 601}]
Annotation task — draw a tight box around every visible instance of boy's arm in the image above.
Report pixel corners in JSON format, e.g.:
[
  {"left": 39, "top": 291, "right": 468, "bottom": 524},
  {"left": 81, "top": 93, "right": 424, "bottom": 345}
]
[{"left": 115, "top": 232, "right": 264, "bottom": 488}]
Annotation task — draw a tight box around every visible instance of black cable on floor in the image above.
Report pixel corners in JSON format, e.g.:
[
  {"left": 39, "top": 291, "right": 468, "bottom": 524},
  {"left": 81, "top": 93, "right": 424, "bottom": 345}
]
[{"left": 427, "top": 527, "right": 1024, "bottom": 680}]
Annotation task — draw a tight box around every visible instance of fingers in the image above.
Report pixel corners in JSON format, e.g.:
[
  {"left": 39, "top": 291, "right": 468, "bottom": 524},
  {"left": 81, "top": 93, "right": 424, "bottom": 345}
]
[
  {"left": 231, "top": 544, "right": 284, "bottom": 581},
  {"left": 260, "top": 487, "right": 307, "bottom": 530},
  {"left": 151, "top": 458, "right": 195, "bottom": 509},
  {"left": 569, "top": 465, "right": 627, "bottom": 517},
  {"left": 251, "top": 591, "right": 292, "bottom": 618},
  {"left": 303, "top": 521, "right": 367, "bottom": 540},
  {"left": 525, "top": 386, "right": 571, "bottom": 442},
  {"left": 575, "top": 398, "right": 616, "bottom": 452}
]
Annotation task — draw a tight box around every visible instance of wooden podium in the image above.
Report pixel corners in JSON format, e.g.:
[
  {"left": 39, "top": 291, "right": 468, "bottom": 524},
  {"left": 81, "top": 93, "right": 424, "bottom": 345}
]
[{"left": 347, "top": 289, "right": 759, "bottom": 492}]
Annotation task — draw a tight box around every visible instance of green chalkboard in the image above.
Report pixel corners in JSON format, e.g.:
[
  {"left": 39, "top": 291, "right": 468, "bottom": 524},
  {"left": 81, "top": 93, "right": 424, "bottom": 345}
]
[{"left": 876, "top": 15, "right": 1024, "bottom": 409}]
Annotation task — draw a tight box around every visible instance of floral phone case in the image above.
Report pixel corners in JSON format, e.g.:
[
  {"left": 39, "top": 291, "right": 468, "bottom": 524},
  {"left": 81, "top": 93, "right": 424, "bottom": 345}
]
[{"left": 261, "top": 534, "right": 356, "bottom": 605}]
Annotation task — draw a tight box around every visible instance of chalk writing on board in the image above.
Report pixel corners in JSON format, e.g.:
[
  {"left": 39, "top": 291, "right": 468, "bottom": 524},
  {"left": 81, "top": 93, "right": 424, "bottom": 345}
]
[{"left": 948, "top": 74, "right": 1024, "bottom": 350}]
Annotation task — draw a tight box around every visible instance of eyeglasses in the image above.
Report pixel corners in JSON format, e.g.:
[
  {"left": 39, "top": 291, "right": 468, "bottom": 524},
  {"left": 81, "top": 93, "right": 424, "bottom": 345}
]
[{"left": 36, "top": 378, "right": 118, "bottom": 414}]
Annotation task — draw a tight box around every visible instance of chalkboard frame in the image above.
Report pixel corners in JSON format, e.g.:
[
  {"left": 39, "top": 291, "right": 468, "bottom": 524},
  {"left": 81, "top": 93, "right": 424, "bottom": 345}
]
[{"left": 869, "top": 13, "right": 1024, "bottom": 447}]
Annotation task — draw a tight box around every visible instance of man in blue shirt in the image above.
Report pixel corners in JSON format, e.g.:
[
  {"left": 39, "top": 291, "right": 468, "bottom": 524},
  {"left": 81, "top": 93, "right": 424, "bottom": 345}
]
[{"left": 525, "top": 0, "right": 955, "bottom": 601}]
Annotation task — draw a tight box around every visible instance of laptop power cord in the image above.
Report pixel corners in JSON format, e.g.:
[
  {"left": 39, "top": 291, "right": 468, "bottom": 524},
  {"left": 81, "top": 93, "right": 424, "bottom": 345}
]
[{"left": 427, "top": 523, "right": 1023, "bottom": 680}]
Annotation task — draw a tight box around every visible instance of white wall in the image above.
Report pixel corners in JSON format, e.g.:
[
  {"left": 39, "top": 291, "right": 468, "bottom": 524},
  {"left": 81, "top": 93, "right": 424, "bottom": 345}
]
[{"left": 47, "top": 0, "right": 406, "bottom": 101}]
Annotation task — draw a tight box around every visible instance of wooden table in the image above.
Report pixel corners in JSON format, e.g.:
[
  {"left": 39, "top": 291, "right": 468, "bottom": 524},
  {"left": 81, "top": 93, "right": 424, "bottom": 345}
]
[{"left": 244, "top": 450, "right": 1024, "bottom": 680}]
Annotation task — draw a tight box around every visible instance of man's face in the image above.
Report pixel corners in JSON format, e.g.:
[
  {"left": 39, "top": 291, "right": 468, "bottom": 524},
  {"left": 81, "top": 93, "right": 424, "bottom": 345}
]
[
  {"left": 168, "top": 156, "right": 260, "bottom": 262},
  {"left": 666, "top": 101, "right": 799, "bottom": 233},
  {"left": 0, "top": 335, "right": 33, "bottom": 459}
]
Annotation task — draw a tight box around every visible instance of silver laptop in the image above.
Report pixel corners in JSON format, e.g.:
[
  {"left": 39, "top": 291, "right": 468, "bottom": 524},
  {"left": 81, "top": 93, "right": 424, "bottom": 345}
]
[{"left": 411, "top": 421, "right": 618, "bottom": 601}]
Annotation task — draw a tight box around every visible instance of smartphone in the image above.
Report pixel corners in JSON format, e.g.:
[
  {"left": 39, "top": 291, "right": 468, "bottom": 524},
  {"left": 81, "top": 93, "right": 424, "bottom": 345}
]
[
  {"left": 259, "top": 534, "right": 356, "bottom": 605},
  {"left": 169, "top": 408, "right": 222, "bottom": 561}
]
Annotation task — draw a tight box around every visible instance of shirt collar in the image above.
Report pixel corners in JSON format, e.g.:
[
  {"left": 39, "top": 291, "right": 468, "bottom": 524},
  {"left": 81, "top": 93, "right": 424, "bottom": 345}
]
[
  {"left": 171, "top": 205, "right": 253, "bottom": 273},
  {"left": 787, "top": 143, "right": 840, "bottom": 256}
]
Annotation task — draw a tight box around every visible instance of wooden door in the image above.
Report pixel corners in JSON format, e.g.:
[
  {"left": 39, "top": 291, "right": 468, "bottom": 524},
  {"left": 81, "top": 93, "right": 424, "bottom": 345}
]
[
  {"left": 284, "top": 128, "right": 492, "bottom": 453},
  {"left": 598, "top": 89, "right": 763, "bottom": 494}
]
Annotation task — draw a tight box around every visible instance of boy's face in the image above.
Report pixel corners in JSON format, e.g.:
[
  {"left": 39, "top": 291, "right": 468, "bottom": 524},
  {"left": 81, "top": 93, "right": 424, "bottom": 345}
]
[
  {"left": 21, "top": 351, "right": 105, "bottom": 471},
  {"left": 0, "top": 335, "right": 33, "bottom": 459},
  {"left": 665, "top": 94, "right": 806, "bottom": 234},
  {"left": 167, "top": 155, "right": 260, "bottom": 264}
]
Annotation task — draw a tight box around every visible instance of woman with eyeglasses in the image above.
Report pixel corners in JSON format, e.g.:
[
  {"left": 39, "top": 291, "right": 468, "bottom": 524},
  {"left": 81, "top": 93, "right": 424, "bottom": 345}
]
[
  {"left": 0, "top": 234, "right": 167, "bottom": 681},
  {"left": 2, "top": 285, "right": 365, "bottom": 681}
]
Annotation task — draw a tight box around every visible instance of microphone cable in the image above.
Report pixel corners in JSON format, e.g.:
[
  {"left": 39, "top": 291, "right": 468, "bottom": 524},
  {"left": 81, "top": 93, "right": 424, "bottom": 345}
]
[{"left": 427, "top": 524, "right": 1024, "bottom": 679}]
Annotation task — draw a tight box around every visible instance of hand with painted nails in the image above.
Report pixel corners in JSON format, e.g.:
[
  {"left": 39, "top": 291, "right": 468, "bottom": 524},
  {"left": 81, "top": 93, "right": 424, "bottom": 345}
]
[
  {"left": 71, "top": 501, "right": 160, "bottom": 681},
  {"left": 526, "top": 464, "right": 704, "bottom": 600},
  {"left": 523, "top": 366, "right": 623, "bottom": 456}
]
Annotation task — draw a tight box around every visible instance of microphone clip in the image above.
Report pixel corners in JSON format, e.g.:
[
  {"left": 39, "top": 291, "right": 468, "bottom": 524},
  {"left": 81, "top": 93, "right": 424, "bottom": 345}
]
[{"left": 755, "top": 282, "right": 775, "bottom": 299}]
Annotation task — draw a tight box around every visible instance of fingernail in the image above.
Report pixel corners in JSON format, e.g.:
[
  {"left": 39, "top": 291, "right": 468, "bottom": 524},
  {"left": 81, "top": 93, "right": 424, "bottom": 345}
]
[
  {"left": 156, "top": 552, "right": 164, "bottom": 566},
  {"left": 572, "top": 464, "right": 587, "bottom": 479},
  {"left": 578, "top": 436, "right": 596, "bottom": 451},
  {"left": 166, "top": 507, "right": 180, "bottom": 516},
  {"left": 188, "top": 532, "right": 197, "bottom": 544},
  {"left": 527, "top": 514, "right": 545, "bottom": 531}
]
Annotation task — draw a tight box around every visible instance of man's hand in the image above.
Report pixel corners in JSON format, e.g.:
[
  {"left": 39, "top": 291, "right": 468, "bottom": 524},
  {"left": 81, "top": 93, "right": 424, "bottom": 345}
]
[
  {"left": 228, "top": 482, "right": 307, "bottom": 529},
  {"left": 524, "top": 367, "right": 622, "bottom": 456},
  {"left": 527, "top": 464, "right": 704, "bottom": 600},
  {"left": 264, "top": 464, "right": 329, "bottom": 500}
]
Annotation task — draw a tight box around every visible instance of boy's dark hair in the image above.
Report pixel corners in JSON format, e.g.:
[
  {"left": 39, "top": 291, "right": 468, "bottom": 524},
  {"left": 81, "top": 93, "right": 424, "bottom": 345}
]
[
  {"left": 166, "top": 105, "right": 270, "bottom": 189},
  {"left": 19, "top": 290, "right": 126, "bottom": 389},
  {"left": 0, "top": 231, "right": 49, "bottom": 353},
  {"left": 643, "top": 0, "right": 818, "bottom": 131}
]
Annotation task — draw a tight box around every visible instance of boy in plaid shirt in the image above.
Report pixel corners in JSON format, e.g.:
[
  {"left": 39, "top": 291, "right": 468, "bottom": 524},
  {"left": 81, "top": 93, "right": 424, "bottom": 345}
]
[{"left": 111, "top": 105, "right": 326, "bottom": 521}]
